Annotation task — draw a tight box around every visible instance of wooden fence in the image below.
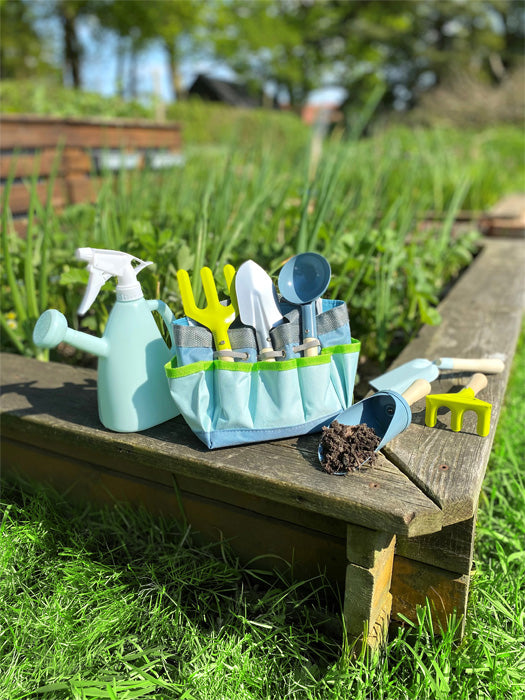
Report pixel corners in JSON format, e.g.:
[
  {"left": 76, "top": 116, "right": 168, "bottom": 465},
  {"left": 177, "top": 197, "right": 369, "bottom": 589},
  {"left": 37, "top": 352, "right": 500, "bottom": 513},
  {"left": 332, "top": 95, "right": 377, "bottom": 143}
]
[{"left": 0, "top": 114, "right": 183, "bottom": 233}]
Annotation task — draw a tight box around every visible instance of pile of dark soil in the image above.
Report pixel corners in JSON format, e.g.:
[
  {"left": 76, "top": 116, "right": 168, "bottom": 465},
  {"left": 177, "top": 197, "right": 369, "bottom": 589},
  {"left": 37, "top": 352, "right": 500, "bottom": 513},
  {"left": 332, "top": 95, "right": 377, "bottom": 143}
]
[{"left": 320, "top": 421, "right": 381, "bottom": 475}]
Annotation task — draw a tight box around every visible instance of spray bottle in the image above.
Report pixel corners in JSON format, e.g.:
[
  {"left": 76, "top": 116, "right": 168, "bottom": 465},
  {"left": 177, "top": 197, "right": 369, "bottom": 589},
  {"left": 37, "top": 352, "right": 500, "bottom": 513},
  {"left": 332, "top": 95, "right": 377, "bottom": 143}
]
[{"left": 33, "top": 247, "right": 179, "bottom": 432}]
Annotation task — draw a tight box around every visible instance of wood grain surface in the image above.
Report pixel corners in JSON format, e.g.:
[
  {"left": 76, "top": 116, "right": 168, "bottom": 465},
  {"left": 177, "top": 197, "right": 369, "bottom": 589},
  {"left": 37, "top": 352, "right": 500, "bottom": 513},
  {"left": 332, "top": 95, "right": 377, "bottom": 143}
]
[
  {"left": 390, "top": 555, "right": 470, "bottom": 636},
  {"left": 1, "top": 351, "right": 442, "bottom": 537},
  {"left": 383, "top": 239, "right": 525, "bottom": 526},
  {"left": 0, "top": 115, "right": 182, "bottom": 149},
  {"left": 344, "top": 530, "right": 396, "bottom": 637}
]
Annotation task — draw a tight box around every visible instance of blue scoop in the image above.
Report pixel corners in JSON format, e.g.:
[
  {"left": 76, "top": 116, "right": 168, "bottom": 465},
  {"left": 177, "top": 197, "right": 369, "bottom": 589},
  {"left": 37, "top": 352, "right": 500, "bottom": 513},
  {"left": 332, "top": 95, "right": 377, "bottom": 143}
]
[
  {"left": 318, "top": 379, "right": 431, "bottom": 469},
  {"left": 278, "top": 253, "right": 331, "bottom": 355}
]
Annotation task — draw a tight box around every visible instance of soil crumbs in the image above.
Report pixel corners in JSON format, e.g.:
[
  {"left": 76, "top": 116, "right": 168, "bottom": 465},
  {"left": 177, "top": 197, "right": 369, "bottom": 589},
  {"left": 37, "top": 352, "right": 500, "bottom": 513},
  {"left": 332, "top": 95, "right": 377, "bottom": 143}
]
[{"left": 320, "top": 421, "right": 381, "bottom": 475}]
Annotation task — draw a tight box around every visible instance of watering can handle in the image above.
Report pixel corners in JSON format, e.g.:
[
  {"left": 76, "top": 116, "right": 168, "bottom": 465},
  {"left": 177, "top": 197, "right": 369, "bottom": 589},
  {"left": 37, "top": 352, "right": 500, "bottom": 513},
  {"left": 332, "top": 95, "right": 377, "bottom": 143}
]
[
  {"left": 402, "top": 379, "right": 432, "bottom": 406},
  {"left": 463, "top": 372, "right": 488, "bottom": 396},
  {"left": 147, "top": 300, "right": 175, "bottom": 346}
]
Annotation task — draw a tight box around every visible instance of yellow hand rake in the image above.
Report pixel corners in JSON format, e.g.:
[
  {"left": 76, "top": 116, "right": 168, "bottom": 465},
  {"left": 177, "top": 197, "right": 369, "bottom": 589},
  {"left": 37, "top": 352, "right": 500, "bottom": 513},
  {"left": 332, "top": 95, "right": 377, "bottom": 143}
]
[
  {"left": 177, "top": 265, "right": 236, "bottom": 361},
  {"left": 425, "top": 373, "right": 492, "bottom": 437}
]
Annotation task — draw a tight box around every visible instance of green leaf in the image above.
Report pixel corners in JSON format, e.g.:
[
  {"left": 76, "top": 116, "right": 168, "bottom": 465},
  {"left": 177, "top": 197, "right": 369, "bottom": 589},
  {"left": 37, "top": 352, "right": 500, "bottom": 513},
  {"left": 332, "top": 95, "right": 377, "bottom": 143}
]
[{"left": 417, "top": 296, "right": 442, "bottom": 326}]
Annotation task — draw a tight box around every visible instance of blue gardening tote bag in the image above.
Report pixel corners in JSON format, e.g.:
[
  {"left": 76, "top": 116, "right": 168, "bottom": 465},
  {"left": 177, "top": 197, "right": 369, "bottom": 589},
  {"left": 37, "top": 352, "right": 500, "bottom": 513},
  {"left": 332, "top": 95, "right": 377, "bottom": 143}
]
[{"left": 165, "top": 299, "right": 360, "bottom": 449}]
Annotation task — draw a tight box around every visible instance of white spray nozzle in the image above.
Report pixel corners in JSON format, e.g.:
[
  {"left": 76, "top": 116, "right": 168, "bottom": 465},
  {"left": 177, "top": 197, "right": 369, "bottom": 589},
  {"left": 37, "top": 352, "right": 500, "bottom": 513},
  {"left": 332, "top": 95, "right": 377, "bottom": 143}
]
[{"left": 76, "top": 247, "right": 153, "bottom": 316}]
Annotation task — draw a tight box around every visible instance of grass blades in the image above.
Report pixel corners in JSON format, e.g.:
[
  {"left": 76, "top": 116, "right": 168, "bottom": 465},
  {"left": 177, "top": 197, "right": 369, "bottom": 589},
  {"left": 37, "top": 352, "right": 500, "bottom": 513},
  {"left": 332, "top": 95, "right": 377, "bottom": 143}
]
[{"left": 1, "top": 327, "right": 524, "bottom": 699}]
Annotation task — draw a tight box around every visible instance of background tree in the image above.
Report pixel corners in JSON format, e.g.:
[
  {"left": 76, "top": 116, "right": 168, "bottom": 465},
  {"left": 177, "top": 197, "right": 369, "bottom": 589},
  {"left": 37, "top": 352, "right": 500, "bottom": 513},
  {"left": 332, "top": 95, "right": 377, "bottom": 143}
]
[
  {"left": 0, "top": 0, "right": 57, "bottom": 81},
  {"left": 148, "top": 0, "right": 205, "bottom": 101},
  {"left": 208, "top": 0, "right": 524, "bottom": 114},
  {"left": 2, "top": 0, "right": 523, "bottom": 114},
  {"left": 93, "top": 0, "right": 160, "bottom": 98}
]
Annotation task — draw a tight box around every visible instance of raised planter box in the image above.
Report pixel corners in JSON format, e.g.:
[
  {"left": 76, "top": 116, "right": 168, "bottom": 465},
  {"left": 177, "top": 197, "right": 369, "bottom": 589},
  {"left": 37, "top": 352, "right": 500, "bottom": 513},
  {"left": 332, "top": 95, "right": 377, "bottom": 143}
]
[
  {"left": 1, "top": 238, "right": 524, "bottom": 654},
  {"left": 0, "top": 114, "right": 183, "bottom": 233}
]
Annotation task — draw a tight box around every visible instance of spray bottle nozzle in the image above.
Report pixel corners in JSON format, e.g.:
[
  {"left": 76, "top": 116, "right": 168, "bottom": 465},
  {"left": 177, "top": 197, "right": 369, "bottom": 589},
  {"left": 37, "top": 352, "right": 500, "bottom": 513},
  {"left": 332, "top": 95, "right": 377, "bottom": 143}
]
[
  {"left": 76, "top": 248, "right": 95, "bottom": 263},
  {"left": 76, "top": 247, "right": 153, "bottom": 316}
]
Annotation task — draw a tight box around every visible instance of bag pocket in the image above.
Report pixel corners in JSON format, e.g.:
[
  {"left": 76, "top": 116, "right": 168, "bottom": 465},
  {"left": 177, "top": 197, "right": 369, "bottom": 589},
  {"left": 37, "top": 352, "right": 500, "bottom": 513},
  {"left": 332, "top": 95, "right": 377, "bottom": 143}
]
[
  {"left": 173, "top": 318, "right": 258, "bottom": 365},
  {"left": 270, "top": 299, "right": 351, "bottom": 359},
  {"left": 165, "top": 339, "right": 360, "bottom": 448}
]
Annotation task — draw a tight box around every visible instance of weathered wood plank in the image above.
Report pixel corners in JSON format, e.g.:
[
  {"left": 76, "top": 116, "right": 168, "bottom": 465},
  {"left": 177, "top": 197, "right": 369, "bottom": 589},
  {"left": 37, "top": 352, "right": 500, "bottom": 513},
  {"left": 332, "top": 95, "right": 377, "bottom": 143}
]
[
  {"left": 0, "top": 119, "right": 64, "bottom": 149},
  {"left": 0, "top": 147, "right": 92, "bottom": 179},
  {"left": 344, "top": 530, "right": 396, "bottom": 638},
  {"left": 0, "top": 115, "right": 182, "bottom": 150},
  {"left": 395, "top": 516, "right": 476, "bottom": 575},
  {"left": 1, "top": 149, "right": 60, "bottom": 179},
  {"left": 1, "top": 180, "right": 68, "bottom": 214},
  {"left": 344, "top": 526, "right": 395, "bottom": 654},
  {"left": 1, "top": 351, "right": 442, "bottom": 537},
  {"left": 2, "top": 437, "right": 348, "bottom": 583},
  {"left": 3, "top": 428, "right": 348, "bottom": 541},
  {"left": 2, "top": 435, "right": 185, "bottom": 517},
  {"left": 346, "top": 524, "right": 395, "bottom": 569},
  {"left": 383, "top": 239, "right": 525, "bottom": 526},
  {"left": 390, "top": 555, "right": 469, "bottom": 636}
]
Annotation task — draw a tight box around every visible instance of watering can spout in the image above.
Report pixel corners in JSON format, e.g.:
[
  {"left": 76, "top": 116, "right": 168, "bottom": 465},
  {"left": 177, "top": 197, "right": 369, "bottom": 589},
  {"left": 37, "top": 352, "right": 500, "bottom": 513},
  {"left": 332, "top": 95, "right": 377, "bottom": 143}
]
[{"left": 33, "top": 309, "right": 110, "bottom": 358}]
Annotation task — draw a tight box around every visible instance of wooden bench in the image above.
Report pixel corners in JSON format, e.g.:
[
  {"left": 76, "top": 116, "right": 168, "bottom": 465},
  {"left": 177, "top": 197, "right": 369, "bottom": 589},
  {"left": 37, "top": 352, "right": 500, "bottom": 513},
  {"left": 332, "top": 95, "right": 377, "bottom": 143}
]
[
  {"left": 1, "top": 238, "right": 523, "bottom": 655},
  {"left": 0, "top": 114, "right": 183, "bottom": 233}
]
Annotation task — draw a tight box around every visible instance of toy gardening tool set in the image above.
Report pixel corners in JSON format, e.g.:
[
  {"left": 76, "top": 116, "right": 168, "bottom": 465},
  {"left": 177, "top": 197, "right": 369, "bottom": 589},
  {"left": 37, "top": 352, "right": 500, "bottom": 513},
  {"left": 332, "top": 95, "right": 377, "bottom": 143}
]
[{"left": 33, "top": 247, "right": 505, "bottom": 468}]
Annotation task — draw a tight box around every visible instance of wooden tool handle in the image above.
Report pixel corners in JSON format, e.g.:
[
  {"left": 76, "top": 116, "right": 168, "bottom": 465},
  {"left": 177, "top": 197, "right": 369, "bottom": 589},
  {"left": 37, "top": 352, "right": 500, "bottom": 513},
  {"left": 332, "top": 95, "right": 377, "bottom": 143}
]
[
  {"left": 464, "top": 372, "right": 488, "bottom": 396},
  {"left": 446, "top": 358, "right": 505, "bottom": 373},
  {"left": 402, "top": 378, "right": 432, "bottom": 405},
  {"left": 303, "top": 338, "right": 320, "bottom": 357},
  {"left": 259, "top": 347, "right": 276, "bottom": 362}
]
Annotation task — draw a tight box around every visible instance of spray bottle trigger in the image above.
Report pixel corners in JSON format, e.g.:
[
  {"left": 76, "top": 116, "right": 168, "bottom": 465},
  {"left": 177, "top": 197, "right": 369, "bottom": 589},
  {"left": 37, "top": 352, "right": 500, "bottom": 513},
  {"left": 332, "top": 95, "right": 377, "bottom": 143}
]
[{"left": 78, "top": 268, "right": 112, "bottom": 316}]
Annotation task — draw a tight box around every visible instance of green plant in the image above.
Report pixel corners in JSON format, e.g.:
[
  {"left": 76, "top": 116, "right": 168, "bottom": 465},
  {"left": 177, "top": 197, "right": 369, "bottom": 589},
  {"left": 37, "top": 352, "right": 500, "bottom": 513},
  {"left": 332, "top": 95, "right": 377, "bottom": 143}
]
[
  {"left": 5, "top": 119, "right": 524, "bottom": 364},
  {"left": 0, "top": 152, "right": 63, "bottom": 361}
]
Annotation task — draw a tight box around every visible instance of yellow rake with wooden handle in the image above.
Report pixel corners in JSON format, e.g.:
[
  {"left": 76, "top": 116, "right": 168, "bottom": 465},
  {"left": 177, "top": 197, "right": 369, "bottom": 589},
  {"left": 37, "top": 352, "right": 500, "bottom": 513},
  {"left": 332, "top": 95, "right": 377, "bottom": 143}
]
[
  {"left": 425, "top": 373, "right": 492, "bottom": 437},
  {"left": 177, "top": 265, "right": 236, "bottom": 361}
]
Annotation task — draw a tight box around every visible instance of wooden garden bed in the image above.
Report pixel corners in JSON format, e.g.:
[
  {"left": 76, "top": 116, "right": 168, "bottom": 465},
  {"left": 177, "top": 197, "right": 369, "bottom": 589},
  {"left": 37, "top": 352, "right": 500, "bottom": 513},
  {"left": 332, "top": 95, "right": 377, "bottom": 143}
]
[
  {"left": 0, "top": 114, "right": 183, "bottom": 234},
  {"left": 1, "top": 238, "right": 524, "bottom": 655}
]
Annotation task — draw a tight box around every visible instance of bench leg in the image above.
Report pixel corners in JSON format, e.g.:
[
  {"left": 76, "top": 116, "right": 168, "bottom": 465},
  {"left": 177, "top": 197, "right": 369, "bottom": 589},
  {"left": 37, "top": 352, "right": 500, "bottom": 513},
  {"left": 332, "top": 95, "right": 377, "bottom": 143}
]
[{"left": 344, "top": 524, "right": 396, "bottom": 657}]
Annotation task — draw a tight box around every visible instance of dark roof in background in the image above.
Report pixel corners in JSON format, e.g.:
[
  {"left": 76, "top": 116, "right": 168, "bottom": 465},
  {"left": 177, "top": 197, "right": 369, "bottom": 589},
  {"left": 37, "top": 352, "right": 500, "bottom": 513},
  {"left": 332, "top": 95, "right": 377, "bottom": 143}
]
[{"left": 188, "top": 74, "right": 260, "bottom": 108}]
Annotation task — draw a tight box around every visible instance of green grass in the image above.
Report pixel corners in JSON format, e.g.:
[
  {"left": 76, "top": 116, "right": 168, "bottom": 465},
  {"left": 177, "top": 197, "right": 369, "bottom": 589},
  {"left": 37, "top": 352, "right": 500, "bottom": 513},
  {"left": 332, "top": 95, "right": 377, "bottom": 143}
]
[{"left": 1, "top": 326, "right": 524, "bottom": 699}]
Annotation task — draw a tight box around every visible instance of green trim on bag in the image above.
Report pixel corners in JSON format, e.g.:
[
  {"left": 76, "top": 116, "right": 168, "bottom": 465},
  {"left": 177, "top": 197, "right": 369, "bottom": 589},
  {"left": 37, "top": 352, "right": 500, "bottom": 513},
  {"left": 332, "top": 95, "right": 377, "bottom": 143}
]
[
  {"left": 321, "top": 340, "right": 361, "bottom": 356},
  {"left": 165, "top": 339, "right": 360, "bottom": 379}
]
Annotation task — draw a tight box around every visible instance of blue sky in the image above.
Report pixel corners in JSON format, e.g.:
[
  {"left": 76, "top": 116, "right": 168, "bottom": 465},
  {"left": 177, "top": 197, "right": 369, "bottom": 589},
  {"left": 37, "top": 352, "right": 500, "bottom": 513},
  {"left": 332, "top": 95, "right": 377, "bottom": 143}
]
[{"left": 70, "top": 17, "right": 346, "bottom": 106}]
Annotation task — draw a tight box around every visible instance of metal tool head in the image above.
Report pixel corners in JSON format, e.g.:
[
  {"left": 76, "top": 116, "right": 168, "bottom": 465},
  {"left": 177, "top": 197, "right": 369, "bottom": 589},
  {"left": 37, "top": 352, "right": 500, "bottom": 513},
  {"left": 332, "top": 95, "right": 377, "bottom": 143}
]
[
  {"left": 278, "top": 253, "right": 331, "bottom": 354},
  {"left": 318, "top": 378, "right": 431, "bottom": 470},
  {"left": 278, "top": 252, "right": 331, "bottom": 306},
  {"left": 425, "top": 388, "right": 492, "bottom": 437},
  {"left": 235, "top": 260, "right": 283, "bottom": 352},
  {"left": 177, "top": 266, "right": 236, "bottom": 353},
  {"left": 369, "top": 359, "right": 440, "bottom": 394},
  {"left": 317, "top": 390, "right": 412, "bottom": 465}
]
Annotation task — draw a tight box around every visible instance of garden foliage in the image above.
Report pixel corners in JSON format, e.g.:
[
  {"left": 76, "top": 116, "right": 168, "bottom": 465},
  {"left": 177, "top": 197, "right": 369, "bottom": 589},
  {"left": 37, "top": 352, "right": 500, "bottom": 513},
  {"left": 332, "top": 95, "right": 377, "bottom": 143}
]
[{"left": 2, "top": 118, "right": 523, "bottom": 365}]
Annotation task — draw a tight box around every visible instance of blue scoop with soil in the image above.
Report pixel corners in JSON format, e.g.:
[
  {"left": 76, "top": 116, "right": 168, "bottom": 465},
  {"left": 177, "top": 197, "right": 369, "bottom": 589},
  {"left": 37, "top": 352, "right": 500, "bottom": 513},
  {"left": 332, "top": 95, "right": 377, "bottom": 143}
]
[{"left": 318, "top": 378, "right": 431, "bottom": 474}]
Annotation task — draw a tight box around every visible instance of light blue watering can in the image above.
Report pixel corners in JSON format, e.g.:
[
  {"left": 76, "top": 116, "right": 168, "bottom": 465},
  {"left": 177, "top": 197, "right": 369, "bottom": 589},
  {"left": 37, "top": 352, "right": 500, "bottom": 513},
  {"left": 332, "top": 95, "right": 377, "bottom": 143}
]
[{"left": 33, "top": 248, "right": 178, "bottom": 433}]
